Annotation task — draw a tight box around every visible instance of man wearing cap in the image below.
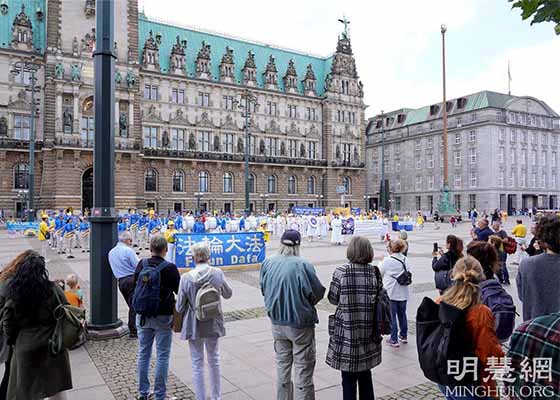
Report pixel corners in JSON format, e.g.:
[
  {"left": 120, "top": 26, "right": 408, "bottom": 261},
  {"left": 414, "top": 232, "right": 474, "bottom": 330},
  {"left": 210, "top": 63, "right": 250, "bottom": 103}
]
[
  {"left": 38, "top": 214, "right": 51, "bottom": 259},
  {"left": 163, "top": 220, "right": 177, "bottom": 263},
  {"left": 260, "top": 229, "right": 325, "bottom": 400}
]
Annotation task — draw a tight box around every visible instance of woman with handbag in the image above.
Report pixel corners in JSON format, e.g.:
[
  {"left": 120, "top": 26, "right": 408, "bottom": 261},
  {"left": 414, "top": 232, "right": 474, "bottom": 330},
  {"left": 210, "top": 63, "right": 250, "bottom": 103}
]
[
  {"left": 432, "top": 235, "right": 464, "bottom": 294},
  {"left": 379, "top": 239, "right": 411, "bottom": 347},
  {"left": 1, "top": 251, "right": 72, "bottom": 399},
  {"left": 325, "top": 236, "right": 382, "bottom": 400}
]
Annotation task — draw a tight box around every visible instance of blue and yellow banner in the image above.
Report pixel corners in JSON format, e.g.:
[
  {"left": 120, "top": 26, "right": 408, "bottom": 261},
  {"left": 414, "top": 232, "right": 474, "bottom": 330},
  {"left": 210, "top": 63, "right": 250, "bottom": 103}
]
[
  {"left": 175, "top": 232, "right": 266, "bottom": 268},
  {"left": 292, "top": 207, "right": 324, "bottom": 215},
  {"left": 6, "top": 222, "right": 39, "bottom": 232}
]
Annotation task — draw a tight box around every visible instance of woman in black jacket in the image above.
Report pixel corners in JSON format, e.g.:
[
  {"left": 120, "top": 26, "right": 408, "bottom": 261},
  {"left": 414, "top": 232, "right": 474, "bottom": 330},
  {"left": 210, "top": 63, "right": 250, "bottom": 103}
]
[{"left": 432, "top": 235, "right": 464, "bottom": 293}]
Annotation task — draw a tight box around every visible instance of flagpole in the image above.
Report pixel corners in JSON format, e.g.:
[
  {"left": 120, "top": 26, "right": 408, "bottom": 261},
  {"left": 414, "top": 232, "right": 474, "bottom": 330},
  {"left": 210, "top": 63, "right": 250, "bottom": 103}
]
[{"left": 508, "top": 60, "right": 511, "bottom": 95}]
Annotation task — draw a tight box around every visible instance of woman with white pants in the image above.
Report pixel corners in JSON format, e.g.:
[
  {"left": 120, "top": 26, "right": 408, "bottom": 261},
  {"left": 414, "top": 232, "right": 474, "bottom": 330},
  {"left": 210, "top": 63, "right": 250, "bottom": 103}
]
[{"left": 176, "top": 243, "right": 233, "bottom": 400}]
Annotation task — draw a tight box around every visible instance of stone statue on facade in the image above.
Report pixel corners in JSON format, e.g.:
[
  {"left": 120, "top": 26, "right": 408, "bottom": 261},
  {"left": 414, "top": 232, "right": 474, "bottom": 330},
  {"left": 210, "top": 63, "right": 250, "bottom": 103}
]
[
  {"left": 70, "top": 64, "right": 82, "bottom": 81},
  {"left": 335, "top": 144, "right": 341, "bottom": 160},
  {"left": 162, "top": 130, "right": 170, "bottom": 148},
  {"left": 119, "top": 112, "right": 128, "bottom": 137},
  {"left": 237, "top": 137, "right": 244, "bottom": 153},
  {"left": 300, "top": 143, "right": 306, "bottom": 158},
  {"left": 55, "top": 63, "right": 64, "bottom": 79},
  {"left": 188, "top": 133, "right": 196, "bottom": 150},
  {"left": 126, "top": 70, "right": 136, "bottom": 88},
  {"left": 213, "top": 135, "right": 220, "bottom": 152},
  {"left": 280, "top": 141, "right": 286, "bottom": 156},
  {"left": 0, "top": 117, "right": 7, "bottom": 137},
  {"left": 63, "top": 108, "right": 73, "bottom": 132},
  {"left": 115, "top": 70, "right": 122, "bottom": 84},
  {"left": 259, "top": 139, "right": 266, "bottom": 155}
]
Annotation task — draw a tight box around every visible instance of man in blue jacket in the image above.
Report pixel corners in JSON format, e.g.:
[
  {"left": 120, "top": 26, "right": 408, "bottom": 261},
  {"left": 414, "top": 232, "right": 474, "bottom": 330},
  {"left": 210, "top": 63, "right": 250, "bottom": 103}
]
[{"left": 260, "top": 229, "right": 325, "bottom": 400}]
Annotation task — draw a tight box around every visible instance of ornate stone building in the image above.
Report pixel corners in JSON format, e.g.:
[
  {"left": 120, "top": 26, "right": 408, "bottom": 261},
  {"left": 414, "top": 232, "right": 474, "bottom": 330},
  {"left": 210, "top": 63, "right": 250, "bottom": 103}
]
[{"left": 0, "top": 0, "right": 366, "bottom": 217}]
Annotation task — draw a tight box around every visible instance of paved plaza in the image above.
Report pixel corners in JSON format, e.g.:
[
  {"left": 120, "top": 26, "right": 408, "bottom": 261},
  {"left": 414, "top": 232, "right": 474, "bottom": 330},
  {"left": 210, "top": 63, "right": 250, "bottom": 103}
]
[{"left": 0, "top": 217, "right": 529, "bottom": 400}]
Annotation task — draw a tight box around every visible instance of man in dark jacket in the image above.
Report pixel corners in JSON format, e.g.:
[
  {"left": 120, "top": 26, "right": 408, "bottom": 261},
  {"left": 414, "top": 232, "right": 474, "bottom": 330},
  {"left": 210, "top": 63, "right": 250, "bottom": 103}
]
[
  {"left": 471, "top": 218, "right": 493, "bottom": 242},
  {"left": 134, "top": 235, "right": 180, "bottom": 400}
]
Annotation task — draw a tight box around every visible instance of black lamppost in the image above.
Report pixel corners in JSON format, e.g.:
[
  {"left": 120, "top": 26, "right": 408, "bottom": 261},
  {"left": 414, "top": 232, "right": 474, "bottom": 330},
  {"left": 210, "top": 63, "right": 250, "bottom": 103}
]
[
  {"left": 237, "top": 89, "right": 258, "bottom": 216},
  {"left": 379, "top": 110, "right": 387, "bottom": 213},
  {"left": 88, "top": 0, "right": 122, "bottom": 337},
  {"left": 11, "top": 58, "right": 41, "bottom": 222}
]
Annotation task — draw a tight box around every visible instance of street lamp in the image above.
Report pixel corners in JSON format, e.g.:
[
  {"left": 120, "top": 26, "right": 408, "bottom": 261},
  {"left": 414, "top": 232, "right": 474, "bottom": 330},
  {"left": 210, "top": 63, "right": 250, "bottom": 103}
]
[
  {"left": 363, "top": 195, "right": 371, "bottom": 213},
  {"left": 315, "top": 194, "right": 324, "bottom": 208},
  {"left": 379, "top": 110, "right": 387, "bottom": 213},
  {"left": 259, "top": 193, "right": 269, "bottom": 213},
  {"left": 11, "top": 58, "right": 41, "bottom": 222},
  {"left": 194, "top": 192, "right": 204, "bottom": 214},
  {"left": 236, "top": 89, "right": 259, "bottom": 216}
]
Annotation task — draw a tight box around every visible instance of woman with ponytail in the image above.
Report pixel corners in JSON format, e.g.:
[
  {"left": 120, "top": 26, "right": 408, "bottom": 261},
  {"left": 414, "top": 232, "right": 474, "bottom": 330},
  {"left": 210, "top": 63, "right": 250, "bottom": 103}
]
[{"left": 438, "top": 256, "right": 504, "bottom": 400}]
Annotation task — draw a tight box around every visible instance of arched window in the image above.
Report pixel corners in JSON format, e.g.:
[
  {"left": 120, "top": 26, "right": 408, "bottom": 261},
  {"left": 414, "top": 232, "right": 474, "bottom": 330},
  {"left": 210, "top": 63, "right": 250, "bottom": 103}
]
[
  {"left": 307, "top": 176, "right": 316, "bottom": 194},
  {"left": 81, "top": 96, "right": 94, "bottom": 147},
  {"left": 13, "top": 163, "right": 29, "bottom": 189},
  {"left": 343, "top": 176, "right": 352, "bottom": 194},
  {"left": 145, "top": 168, "right": 158, "bottom": 192},
  {"left": 248, "top": 173, "right": 256, "bottom": 193},
  {"left": 199, "top": 171, "right": 209, "bottom": 193},
  {"left": 223, "top": 172, "right": 234, "bottom": 193},
  {"left": 172, "top": 170, "right": 184, "bottom": 192},
  {"left": 288, "top": 175, "right": 297, "bottom": 194},
  {"left": 267, "top": 175, "right": 277, "bottom": 194}
]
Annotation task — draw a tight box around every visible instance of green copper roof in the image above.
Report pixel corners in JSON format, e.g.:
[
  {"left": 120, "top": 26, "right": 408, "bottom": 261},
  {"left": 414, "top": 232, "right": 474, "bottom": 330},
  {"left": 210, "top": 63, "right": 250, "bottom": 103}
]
[
  {"left": 139, "top": 16, "right": 332, "bottom": 96},
  {"left": 373, "top": 90, "right": 558, "bottom": 127},
  {"left": 0, "top": 0, "right": 46, "bottom": 53}
]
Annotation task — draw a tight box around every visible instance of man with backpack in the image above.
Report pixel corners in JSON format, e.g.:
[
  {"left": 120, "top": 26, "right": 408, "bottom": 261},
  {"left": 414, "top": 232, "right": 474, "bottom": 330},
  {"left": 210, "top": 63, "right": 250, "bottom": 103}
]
[
  {"left": 175, "top": 242, "right": 232, "bottom": 400},
  {"left": 133, "top": 235, "right": 180, "bottom": 400}
]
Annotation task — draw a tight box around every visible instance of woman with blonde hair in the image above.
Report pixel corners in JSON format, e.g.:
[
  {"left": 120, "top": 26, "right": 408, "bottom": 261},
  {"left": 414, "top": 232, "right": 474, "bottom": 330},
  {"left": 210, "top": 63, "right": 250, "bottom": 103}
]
[
  {"left": 438, "top": 256, "right": 504, "bottom": 399},
  {"left": 379, "top": 239, "right": 411, "bottom": 347}
]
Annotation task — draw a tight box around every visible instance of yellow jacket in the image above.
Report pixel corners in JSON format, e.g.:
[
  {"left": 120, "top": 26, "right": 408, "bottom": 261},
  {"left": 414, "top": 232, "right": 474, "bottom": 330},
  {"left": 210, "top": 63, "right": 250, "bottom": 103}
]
[
  {"left": 164, "top": 229, "right": 177, "bottom": 243},
  {"left": 38, "top": 221, "right": 49, "bottom": 241}
]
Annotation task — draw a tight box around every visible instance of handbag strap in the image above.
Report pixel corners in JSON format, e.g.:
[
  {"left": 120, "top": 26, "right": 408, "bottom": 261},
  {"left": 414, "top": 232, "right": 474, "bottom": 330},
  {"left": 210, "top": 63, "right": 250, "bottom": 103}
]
[{"left": 390, "top": 255, "right": 408, "bottom": 272}]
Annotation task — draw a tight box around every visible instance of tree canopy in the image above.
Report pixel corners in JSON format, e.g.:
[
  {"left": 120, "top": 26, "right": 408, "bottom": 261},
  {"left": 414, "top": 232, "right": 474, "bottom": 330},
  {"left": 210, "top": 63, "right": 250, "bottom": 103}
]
[{"left": 510, "top": 0, "right": 560, "bottom": 34}]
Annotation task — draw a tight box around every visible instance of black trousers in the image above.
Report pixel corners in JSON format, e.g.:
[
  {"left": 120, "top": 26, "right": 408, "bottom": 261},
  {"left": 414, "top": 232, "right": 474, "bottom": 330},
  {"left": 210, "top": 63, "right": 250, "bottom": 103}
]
[
  {"left": 342, "top": 370, "right": 375, "bottom": 400},
  {"left": 118, "top": 275, "right": 137, "bottom": 335}
]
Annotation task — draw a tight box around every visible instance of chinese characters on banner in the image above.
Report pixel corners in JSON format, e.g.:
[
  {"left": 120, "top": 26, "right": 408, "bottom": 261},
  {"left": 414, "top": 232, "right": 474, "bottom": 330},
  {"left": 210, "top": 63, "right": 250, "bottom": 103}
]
[
  {"left": 174, "top": 232, "right": 266, "bottom": 268},
  {"left": 342, "top": 217, "right": 355, "bottom": 235}
]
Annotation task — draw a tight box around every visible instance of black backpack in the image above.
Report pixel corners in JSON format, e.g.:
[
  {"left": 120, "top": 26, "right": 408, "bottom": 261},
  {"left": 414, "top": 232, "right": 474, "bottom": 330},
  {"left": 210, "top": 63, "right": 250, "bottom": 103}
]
[
  {"left": 416, "top": 297, "right": 476, "bottom": 387},
  {"left": 391, "top": 256, "right": 412, "bottom": 286}
]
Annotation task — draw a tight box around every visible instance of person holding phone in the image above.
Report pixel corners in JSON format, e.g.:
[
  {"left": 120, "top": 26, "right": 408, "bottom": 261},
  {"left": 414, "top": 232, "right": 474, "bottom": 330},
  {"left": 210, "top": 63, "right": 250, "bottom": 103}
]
[{"left": 432, "top": 235, "right": 464, "bottom": 294}]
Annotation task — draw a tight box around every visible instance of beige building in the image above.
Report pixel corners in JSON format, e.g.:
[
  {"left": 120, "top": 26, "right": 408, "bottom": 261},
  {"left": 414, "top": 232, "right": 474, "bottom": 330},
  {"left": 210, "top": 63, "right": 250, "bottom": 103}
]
[{"left": 0, "top": 0, "right": 366, "bottom": 217}]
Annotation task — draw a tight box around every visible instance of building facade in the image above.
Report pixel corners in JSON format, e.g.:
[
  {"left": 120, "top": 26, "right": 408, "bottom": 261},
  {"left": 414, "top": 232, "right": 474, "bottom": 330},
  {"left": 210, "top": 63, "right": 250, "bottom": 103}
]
[
  {"left": 0, "top": 0, "right": 366, "bottom": 217},
  {"left": 366, "top": 91, "right": 560, "bottom": 214}
]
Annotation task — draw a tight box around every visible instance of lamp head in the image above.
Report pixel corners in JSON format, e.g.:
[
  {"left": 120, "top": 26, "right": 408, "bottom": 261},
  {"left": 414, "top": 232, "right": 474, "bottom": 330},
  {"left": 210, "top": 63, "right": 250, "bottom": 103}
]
[{"left": 440, "top": 24, "right": 447, "bottom": 34}]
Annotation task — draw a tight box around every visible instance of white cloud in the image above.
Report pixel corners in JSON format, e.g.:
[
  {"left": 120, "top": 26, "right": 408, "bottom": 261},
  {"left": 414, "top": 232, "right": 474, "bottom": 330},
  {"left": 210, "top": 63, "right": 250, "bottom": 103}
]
[{"left": 140, "top": 0, "right": 558, "bottom": 116}]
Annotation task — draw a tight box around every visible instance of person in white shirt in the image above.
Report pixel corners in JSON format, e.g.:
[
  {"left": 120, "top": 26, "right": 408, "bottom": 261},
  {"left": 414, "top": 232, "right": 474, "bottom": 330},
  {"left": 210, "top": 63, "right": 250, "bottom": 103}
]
[
  {"left": 379, "top": 239, "right": 411, "bottom": 347},
  {"left": 331, "top": 214, "right": 343, "bottom": 245}
]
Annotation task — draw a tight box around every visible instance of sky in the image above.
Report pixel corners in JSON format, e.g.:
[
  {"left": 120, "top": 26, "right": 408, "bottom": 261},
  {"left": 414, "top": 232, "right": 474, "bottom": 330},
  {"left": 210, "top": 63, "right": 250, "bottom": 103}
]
[{"left": 140, "top": 0, "right": 560, "bottom": 118}]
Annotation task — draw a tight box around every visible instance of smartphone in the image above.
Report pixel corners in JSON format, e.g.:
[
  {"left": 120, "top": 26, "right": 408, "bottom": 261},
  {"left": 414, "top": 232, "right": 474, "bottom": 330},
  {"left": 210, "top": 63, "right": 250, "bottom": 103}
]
[{"left": 433, "top": 242, "right": 438, "bottom": 252}]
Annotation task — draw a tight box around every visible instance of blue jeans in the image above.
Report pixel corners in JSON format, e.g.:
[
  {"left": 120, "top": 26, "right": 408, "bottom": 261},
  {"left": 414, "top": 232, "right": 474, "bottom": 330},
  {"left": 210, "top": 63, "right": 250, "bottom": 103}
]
[
  {"left": 390, "top": 300, "right": 407, "bottom": 343},
  {"left": 137, "top": 314, "right": 173, "bottom": 400}
]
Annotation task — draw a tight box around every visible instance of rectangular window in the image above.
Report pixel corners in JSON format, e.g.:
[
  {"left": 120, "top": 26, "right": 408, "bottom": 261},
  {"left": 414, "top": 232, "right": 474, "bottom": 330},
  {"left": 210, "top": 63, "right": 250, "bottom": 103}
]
[
  {"left": 454, "top": 174, "right": 461, "bottom": 189},
  {"left": 454, "top": 150, "right": 461, "bottom": 166},
  {"left": 499, "top": 170, "right": 505, "bottom": 187},
  {"left": 543, "top": 132, "right": 548, "bottom": 145},
  {"left": 415, "top": 176, "right": 422, "bottom": 191},
  {"left": 395, "top": 197, "right": 401, "bottom": 211},
  {"left": 427, "top": 153, "right": 434, "bottom": 169},
  {"left": 224, "top": 133, "right": 234, "bottom": 153},
  {"left": 470, "top": 171, "right": 477, "bottom": 187},
  {"left": 143, "top": 84, "right": 158, "bottom": 100},
  {"left": 469, "top": 130, "right": 476, "bottom": 143},
  {"left": 266, "top": 137, "right": 278, "bottom": 156},
  {"left": 510, "top": 129, "right": 516, "bottom": 142},
  {"left": 532, "top": 150, "right": 537, "bottom": 166},
  {"left": 288, "top": 104, "right": 297, "bottom": 119},
  {"left": 395, "top": 143, "right": 401, "bottom": 153},
  {"left": 426, "top": 138, "right": 433, "bottom": 149},
  {"left": 471, "top": 113, "right": 477, "bottom": 122},
  {"left": 80, "top": 116, "right": 95, "bottom": 146},
  {"left": 198, "top": 92, "right": 210, "bottom": 107},
  {"left": 305, "top": 107, "right": 317, "bottom": 121},
  {"left": 171, "top": 88, "right": 184, "bottom": 104},
  {"left": 343, "top": 143, "right": 351, "bottom": 162},
  {"left": 13, "top": 114, "right": 31, "bottom": 140},
  {"left": 454, "top": 194, "right": 461, "bottom": 211},
  {"left": 541, "top": 174, "right": 546, "bottom": 188},
  {"left": 499, "top": 147, "right": 505, "bottom": 164},
  {"left": 415, "top": 153, "right": 422, "bottom": 169},
  {"left": 510, "top": 148, "right": 516, "bottom": 164},
  {"left": 522, "top": 130, "right": 528, "bottom": 143},
  {"left": 170, "top": 128, "right": 185, "bottom": 150},
  {"left": 498, "top": 128, "right": 505, "bottom": 142},
  {"left": 249, "top": 135, "right": 256, "bottom": 155},
  {"left": 307, "top": 142, "right": 317, "bottom": 159},
  {"left": 469, "top": 194, "right": 476, "bottom": 210},
  {"left": 454, "top": 133, "right": 461, "bottom": 145},
  {"left": 415, "top": 139, "right": 421, "bottom": 151},
  {"left": 520, "top": 172, "right": 526, "bottom": 188},
  {"left": 395, "top": 177, "right": 401, "bottom": 192},
  {"left": 143, "top": 126, "right": 157, "bottom": 148},
  {"left": 553, "top": 152, "right": 557, "bottom": 166},
  {"left": 469, "top": 148, "right": 476, "bottom": 164},
  {"left": 521, "top": 149, "right": 527, "bottom": 165},
  {"left": 510, "top": 170, "right": 515, "bottom": 187},
  {"left": 395, "top": 158, "right": 401, "bottom": 173},
  {"left": 531, "top": 172, "right": 537, "bottom": 187},
  {"left": 552, "top": 173, "right": 557, "bottom": 187},
  {"left": 199, "top": 131, "right": 211, "bottom": 151},
  {"left": 223, "top": 95, "right": 234, "bottom": 110},
  {"left": 428, "top": 176, "right": 434, "bottom": 190},
  {"left": 289, "top": 139, "right": 297, "bottom": 158},
  {"left": 266, "top": 102, "right": 277, "bottom": 116},
  {"left": 542, "top": 152, "right": 547, "bottom": 166}
]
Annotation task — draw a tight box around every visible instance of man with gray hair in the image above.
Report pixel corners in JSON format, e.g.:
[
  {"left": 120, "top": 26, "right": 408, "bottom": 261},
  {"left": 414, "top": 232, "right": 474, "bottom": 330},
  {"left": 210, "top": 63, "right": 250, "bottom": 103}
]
[
  {"left": 108, "top": 230, "right": 140, "bottom": 338},
  {"left": 260, "top": 229, "right": 325, "bottom": 400}
]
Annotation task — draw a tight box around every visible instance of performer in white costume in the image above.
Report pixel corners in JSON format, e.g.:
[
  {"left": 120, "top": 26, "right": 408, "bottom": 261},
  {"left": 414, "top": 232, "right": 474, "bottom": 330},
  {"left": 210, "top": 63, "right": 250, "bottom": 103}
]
[
  {"left": 331, "top": 214, "right": 343, "bottom": 245},
  {"left": 306, "top": 215, "right": 320, "bottom": 241}
]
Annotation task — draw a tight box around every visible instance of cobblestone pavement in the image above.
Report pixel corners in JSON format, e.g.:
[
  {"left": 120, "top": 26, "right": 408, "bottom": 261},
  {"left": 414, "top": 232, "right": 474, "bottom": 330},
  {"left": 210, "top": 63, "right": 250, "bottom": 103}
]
[
  {"left": 377, "top": 382, "right": 444, "bottom": 400},
  {"left": 85, "top": 337, "right": 195, "bottom": 400}
]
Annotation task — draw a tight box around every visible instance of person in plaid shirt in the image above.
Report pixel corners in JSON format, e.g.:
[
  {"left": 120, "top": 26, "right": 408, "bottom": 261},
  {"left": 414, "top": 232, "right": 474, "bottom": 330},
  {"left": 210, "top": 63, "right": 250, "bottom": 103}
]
[{"left": 507, "top": 312, "right": 560, "bottom": 399}]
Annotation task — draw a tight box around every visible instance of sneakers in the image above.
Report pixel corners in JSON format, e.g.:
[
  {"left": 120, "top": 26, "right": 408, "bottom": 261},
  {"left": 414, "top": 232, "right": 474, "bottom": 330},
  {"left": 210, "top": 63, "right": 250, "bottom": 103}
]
[
  {"left": 386, "top": 339, "right": 400, "bottom": 347},
  {"left": 67, "top": 255, "right": 75, "bottom": 259},
  {"left": 399, "top": 336, "right": 408, "bottom": 344}
]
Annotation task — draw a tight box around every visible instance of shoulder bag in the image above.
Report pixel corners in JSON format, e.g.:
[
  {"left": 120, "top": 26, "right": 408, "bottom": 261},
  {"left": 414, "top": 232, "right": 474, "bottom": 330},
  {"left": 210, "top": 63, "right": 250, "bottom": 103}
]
[
  {"left": 373, "top": 265, "right": 392, "bottom": 337},
  {"left": 49, "top": 285, "right": 87, "bottom": 355}
]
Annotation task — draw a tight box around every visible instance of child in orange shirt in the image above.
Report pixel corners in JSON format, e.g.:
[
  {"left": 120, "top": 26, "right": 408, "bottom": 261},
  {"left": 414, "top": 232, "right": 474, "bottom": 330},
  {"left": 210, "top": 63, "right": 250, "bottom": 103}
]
[{"left": 64, "top": 273, "right": 83, "bottom": 308}]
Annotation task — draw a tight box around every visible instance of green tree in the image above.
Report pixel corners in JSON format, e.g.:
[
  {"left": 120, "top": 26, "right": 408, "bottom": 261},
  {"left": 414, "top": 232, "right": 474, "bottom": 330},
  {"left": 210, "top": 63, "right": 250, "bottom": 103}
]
[{"left": 510, "top": 0, "right": 560, "bottom": 34}]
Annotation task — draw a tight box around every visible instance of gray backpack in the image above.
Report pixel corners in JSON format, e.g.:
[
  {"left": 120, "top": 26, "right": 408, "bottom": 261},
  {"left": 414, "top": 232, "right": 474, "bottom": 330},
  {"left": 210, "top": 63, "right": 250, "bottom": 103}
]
[{"left": 195, "top": 281, "right": 222, "bottom": 321}]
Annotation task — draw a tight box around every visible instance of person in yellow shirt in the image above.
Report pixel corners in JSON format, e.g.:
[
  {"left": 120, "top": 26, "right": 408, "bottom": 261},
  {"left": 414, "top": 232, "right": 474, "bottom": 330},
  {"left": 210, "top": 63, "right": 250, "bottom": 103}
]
[
  {"left": 393, "top": 214, "right": 400, "bottom": 222},
  {"left": 416, "top": 213, "right": 424, "bottom": 230},
  {"left": 38, "top": 214, "right": 51, "bottom": 259},
  {"left": 164, "top": 220, "right": 177, "bottom": 263},
  {"left": 511, "top": 219, "right": 527, "bottom": 265}
]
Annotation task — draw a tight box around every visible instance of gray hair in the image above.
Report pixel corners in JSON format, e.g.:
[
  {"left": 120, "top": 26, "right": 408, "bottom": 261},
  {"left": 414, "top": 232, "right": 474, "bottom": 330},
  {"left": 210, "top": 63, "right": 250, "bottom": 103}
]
[
  {"left": 150, "top": 234, "right": 168, "bottom": 255},
  {"left": 119, "top": 231, "right": 133, "bottom": 242},
  {"left": 278, "top": 243, "right": 300, "bottom": 257},
  {"left": 190, "top": 242, "right": 211, "bottom": 264}
]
